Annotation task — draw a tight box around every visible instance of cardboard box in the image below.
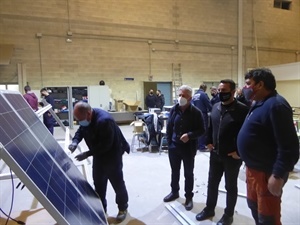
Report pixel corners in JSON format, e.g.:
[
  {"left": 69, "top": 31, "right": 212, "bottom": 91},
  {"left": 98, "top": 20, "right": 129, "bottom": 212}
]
[
  {"left": 114, "top": 99, "right": 124, "bottom": 112},
  {"left": 123, "top": 100, "right": 140, "bottom": 112},
  {"left": 130, "top": 121, "right": 144, "bottom": 133}
]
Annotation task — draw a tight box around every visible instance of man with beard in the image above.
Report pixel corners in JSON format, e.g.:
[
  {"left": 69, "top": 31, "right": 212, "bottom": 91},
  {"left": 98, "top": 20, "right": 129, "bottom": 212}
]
[{"left": 237, "top": 68, "right": 299, "bottom": 225}]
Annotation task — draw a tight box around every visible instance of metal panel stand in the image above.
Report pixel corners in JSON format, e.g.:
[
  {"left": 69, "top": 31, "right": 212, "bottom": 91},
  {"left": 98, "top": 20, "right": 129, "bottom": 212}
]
[
  {"left": 42, "top": 99, "right": 91, "bottom": 165},
  {"left": 165, "top": 203, "right": 194, "bottom": 225}
]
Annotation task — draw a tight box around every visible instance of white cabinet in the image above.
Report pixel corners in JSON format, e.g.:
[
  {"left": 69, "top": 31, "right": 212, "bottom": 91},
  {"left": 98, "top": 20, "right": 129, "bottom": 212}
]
[{"left": 88, "top": 85, "right": 110, "bottom": 110}]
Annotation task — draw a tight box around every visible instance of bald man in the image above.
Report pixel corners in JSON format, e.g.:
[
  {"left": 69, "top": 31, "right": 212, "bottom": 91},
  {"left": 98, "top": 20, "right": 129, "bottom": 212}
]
[{"left": 68, "top": 101, "right": 130, "bottom": 222}]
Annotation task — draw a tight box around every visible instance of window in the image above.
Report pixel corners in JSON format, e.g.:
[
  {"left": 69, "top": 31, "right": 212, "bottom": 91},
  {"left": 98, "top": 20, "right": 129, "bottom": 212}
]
[
  {"left": 0, "top": 84, "right": 19, "bottom": 91},
  {"left": 274, "top": 0, "right": 292, "bottom": 10}
]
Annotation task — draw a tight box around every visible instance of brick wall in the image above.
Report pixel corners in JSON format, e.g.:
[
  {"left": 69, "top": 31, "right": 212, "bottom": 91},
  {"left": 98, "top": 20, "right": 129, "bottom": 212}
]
[{"left": 0, "top": 0, "right": 299, "bottom": 102}]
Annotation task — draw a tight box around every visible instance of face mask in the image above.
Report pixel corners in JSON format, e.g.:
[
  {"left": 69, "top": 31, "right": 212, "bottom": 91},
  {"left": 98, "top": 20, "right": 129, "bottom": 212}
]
[
  {"left": 177, "top": 97, "right": 188, "bottom": 106},
  {"left": 242, "top": 86, "right": 254, "bottom": 101},
  {"left": 219, "top": 92, "right": 232, "bottom": 102},
  {"left": 79, "top": 119, "right": 90, "bottom": 127},
  {"left": 211, "top": 93, "right": 216, "bottom": 97}
]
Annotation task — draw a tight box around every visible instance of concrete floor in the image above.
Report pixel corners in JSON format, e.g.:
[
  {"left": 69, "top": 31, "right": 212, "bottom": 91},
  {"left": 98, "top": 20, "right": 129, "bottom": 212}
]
[{"left": 1, "top": 124, "right": 300, "bottom": 225}]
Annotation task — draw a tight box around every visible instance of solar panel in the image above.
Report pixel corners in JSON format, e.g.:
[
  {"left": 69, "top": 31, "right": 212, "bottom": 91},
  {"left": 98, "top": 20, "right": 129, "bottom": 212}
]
[{"left": 0, "top": 90, "right": 107, "bottom": 225}]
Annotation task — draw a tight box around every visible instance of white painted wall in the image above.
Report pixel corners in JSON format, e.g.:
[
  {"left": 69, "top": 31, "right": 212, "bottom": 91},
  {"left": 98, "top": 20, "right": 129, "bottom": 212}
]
[
  {"left": 264, "top": 62, "right": 300, "bottom": 107},
  {"left": 268, "top": 62, "right": 300, "bottom": 81}
]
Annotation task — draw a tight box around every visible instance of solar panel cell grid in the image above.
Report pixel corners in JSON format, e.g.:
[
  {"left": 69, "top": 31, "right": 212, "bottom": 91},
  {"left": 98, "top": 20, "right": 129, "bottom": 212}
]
[{"left": 0, "top": 90, "right": 107, "bottom": 225}]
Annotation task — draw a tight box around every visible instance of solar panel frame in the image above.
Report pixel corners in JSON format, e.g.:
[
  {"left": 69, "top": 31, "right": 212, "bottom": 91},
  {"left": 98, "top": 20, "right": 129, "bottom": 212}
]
[{"left": 0, "top": 90, "right": 107, "bottom": 225}]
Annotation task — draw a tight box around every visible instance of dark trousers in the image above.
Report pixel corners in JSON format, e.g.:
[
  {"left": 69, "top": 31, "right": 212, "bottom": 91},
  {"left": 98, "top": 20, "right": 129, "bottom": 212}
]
[
  {"left": 198, "top": 113, "right": 208, "bottom": 149},
  {"left": 168, "top": 145, "right": 196, "bottom": 199},
  {"left": 43, "top": 114, "right": 54, "bottom": 135},
  {"left": 47, "top": 124, "right": 54, "bottom": 135},
  {"left": 206, "top": 151, "right": 242, "bottom": 216},
  {"left": 92, "top": 156, "right": 128, "bottom": 212}
]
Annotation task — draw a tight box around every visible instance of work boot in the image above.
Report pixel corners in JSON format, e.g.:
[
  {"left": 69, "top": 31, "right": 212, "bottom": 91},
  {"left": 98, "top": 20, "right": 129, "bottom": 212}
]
[
  {"left": 216, "top": 214, "right": 233, "bottom": 225},
  {"left": 184, "top": 198, "right": 193, "bottom": 211},
  {"left": 116, "top": 209, "right": 127, "bottom": 223},
  {"left": 195, "top": 208, "right": 215, "bottom": 221},
  {"left": 163, "top": 192, "right": 179, "bottom": 202}
]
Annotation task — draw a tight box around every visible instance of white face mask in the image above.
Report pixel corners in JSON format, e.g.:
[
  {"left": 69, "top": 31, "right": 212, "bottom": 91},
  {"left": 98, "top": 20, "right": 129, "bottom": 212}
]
[{"left": 177, "top": 96, "right": 188, "bottom": 106}]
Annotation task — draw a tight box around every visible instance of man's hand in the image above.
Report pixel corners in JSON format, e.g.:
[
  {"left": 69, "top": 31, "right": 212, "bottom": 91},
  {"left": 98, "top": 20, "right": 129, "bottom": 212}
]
[
  {"left": 228, "top": 151, "right": 240, "bottom": 159},
  {"left": 68, "top": 142, "right": 78, "bottom": 153},
  {"left": 75, "top": 152, "right": 88, "bottom": 161},
  {"left": 268, "top": 175, "right": 284, "bottom": 197},
  {"left": 179, "top": 133, "right": 189, "bottom": 143},
  {"left": 206, "top": 144, "right": 214, "bottom": 151}
]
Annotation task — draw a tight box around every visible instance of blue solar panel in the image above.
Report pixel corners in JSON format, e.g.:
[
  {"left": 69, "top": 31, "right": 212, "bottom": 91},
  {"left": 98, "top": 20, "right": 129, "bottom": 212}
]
[{"left": 0, "top": 90, "right": 107, "bottom": 225}]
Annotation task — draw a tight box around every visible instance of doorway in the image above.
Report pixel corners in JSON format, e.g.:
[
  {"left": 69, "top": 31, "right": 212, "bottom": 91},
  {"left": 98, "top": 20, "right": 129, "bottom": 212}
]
[{"left": 143, "top": 82, "right": 172, "bottom": 109}]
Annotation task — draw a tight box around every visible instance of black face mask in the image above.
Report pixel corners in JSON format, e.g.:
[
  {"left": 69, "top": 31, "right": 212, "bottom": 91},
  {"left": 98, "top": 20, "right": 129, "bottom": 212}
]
[
  {"left": 219, "top": 92, "right": 231, "bottom": 102},
  {"left": 242, "top": 87, "right": 253, "bottom": 101},
  {"left": 211, "top": 93, "right": 216, "bottom": 97}
]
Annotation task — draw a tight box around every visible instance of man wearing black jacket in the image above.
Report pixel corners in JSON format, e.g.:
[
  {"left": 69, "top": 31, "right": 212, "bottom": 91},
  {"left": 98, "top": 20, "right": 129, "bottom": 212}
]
[
  {"left": 163, "top": 85, "right": 205, "bottom": 211},
  {"left": 196, "top": 79, "right": 249, "bottom": 225}
]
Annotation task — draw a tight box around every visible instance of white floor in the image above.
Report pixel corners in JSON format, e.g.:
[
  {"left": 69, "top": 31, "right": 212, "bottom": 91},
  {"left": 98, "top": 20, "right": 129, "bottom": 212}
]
[{"left": 1, "top": 125, "right": 300, "bottom": 225}]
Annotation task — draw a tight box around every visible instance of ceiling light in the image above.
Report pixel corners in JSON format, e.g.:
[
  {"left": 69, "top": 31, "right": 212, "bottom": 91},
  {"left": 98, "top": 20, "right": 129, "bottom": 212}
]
[{"left": 66, "top": 38, "right": 72, "bottom": 43}]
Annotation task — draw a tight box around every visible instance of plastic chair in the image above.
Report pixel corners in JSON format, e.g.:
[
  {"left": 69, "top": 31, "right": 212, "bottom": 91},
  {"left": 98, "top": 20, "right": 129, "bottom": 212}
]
[
  {"left": 130, "top": 121, "right": 147, "bottom": 152},
  {"left": 159, "top": 128, "right": 168, "bottom": 154}
]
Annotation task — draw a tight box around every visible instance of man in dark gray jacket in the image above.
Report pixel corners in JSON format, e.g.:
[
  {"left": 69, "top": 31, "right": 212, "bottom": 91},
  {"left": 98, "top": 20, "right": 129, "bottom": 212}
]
[{"left": 196, "top": 79, "right": 249, "bottom": 225}]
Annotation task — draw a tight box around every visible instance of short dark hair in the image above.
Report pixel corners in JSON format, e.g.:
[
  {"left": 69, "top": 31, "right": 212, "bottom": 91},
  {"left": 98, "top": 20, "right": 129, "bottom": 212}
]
[
  {"left": 200, "top": 84, "right": 207, "bottom": 91},
  {"left": 245, "top": 68, "right": 276, "bottom": 91},
  {"left": 24, "top": 85, "right": 31, "bottom": 92},
  {"left": 74, "top": 101, "right": 92, "bottom": 114},
  {"left": 40, "top": 87, "right": 47, "bottom": 92},
  {"left": 220, "top": 79, "right": 236, "bottom": 91}
]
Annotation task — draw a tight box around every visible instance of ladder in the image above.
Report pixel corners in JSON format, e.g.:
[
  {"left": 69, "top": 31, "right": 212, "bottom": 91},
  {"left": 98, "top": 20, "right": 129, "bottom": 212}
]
[{"left": 172, "top": 63, "right": 182, "bottom": 103}]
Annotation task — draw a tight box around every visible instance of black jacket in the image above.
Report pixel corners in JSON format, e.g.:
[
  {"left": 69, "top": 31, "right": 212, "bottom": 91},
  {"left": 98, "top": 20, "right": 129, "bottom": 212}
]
[
  {"left": 237, "top": 91, "right": 299, "bottom": 178},
  {"left": 167, "top": 103, "right": 205, "bottom": 152},
  {"left": 207, "top": 99, "right": 249, "bottom": 157},
  {"left": 145, "top": 94, "right": 157, "bottom": 109},
  {"left": 72, "top": 108, "right": 129, "bottom": 159},
  {"left": 156, "top": 94, "right": 165, "bottom": 110}
]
